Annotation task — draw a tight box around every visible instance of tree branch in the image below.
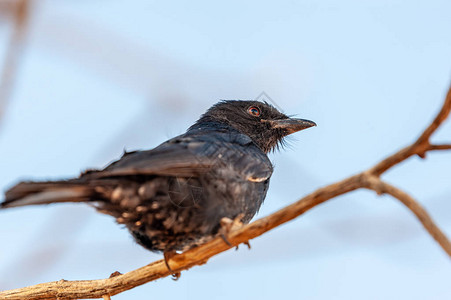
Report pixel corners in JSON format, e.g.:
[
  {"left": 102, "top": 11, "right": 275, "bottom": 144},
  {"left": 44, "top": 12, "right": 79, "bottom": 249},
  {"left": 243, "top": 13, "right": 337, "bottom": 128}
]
[
  {"left": 369, "top": 85, "right": 451, "bottom": 175},
  {"left": 428, "top": 144, "right": 451, "bottom": 151},
  {"left": 363, "top": 176, "right": 451, "bottom": 257},
  {"left": 1, "top": 84, "right": 450, "bottom": 299}
]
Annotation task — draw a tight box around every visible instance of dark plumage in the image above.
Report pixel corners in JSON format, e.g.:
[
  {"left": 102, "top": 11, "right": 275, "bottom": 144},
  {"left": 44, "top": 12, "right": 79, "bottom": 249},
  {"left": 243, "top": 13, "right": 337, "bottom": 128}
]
[{"left": 1, "top": 100, "right": 315, "bottom": 256}]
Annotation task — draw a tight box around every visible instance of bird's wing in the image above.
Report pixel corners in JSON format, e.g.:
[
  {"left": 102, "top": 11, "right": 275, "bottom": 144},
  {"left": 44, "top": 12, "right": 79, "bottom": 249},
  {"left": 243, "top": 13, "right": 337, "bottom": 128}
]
[
  {"left": 88, "top": 138, "right": 218, "bottom": 178},
  {"left": 85, "top": 131, "right": 272, "bottom": 181}
]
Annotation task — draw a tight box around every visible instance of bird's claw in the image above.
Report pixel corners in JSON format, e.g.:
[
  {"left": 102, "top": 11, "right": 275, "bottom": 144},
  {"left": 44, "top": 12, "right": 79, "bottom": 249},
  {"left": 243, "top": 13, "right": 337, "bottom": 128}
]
[
  {"left": 163, "top": 251, "right": 181, "bottom": 280},
  {"left": 219, "top": 213, "right": 245, "bottom": 247},
  {"left": 234, "top": 240, "right": 251, "bottom": 250}
]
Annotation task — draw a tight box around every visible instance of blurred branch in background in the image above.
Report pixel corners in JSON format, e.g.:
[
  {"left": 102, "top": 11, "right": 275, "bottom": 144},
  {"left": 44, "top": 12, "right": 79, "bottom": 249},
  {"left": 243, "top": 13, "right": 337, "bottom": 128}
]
[
  {"left": 0, "top": 0, "right": 30, "bottom": 130},
  {"left": 1, "top": 84, "right": 450, "bottom": 299}
]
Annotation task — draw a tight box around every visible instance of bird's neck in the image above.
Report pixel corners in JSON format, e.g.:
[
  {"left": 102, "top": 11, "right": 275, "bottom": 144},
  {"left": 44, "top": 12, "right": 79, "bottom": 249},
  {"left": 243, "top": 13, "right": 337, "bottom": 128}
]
[
  {"left": 188, "top": 117, "right": 272, "bottom": 153},
  {"left": 188, "top": 116, "right": 236, "bottom": 133}
]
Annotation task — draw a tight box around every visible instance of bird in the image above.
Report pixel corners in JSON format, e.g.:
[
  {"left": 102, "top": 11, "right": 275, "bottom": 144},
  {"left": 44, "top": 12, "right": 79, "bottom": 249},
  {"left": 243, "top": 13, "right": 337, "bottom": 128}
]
[{"left": 1, "top": 100, "right": 315, "bottom": 272}]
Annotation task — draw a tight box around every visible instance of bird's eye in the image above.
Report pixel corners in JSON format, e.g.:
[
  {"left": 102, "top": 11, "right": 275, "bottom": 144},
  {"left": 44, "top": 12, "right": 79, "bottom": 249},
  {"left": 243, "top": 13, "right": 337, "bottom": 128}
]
[{"left": 247, "top": 106, "right": 261, "bottom": 117}]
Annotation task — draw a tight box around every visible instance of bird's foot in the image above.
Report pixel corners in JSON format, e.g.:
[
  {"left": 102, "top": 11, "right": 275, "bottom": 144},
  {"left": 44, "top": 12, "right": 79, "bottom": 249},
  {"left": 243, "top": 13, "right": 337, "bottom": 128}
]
[
  {"left": 235, "top": 241, "right": 251, "bottom": 250},
  {"left": 163, "top": 250, "right": 181, "bottom": 280},
  {"left": 219, "top": 213, "right": 246, "bottom": 247}
]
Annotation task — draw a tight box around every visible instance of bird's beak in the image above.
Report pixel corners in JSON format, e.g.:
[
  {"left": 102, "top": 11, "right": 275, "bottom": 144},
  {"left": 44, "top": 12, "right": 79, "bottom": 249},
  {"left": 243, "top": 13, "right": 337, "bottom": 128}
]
[{"left": 269, "top": 118, "right": 316, "bottom": 135}]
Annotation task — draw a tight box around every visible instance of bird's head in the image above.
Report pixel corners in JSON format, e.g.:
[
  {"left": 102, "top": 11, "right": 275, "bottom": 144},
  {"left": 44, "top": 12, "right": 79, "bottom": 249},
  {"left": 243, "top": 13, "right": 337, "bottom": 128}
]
[{"left": 193, "top": 100, "right": 316, "bottom": 153}]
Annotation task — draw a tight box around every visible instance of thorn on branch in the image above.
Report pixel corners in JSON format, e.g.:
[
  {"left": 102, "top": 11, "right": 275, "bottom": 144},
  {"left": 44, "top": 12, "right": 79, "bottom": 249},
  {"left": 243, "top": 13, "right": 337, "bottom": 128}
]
[
  {"left": 109, "top": 271, "right": 122, "bottom": 278},
  {"left": 417, "top": 152, "right": 427, "bottom": 159}
]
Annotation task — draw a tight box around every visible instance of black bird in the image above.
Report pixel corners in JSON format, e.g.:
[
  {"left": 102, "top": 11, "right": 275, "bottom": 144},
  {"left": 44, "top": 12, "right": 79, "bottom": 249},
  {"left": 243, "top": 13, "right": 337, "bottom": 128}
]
[{"left": 1, "top": 100, "right": 315, "bottom": 268}]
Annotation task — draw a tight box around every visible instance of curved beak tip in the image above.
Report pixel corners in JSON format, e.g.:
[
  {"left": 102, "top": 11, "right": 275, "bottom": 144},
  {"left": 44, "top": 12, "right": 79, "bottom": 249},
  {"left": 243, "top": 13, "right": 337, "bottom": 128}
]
[
  {"left": 305, "top": 120, "right": 317, "bottom": 128},
  {"left": 271, "top": 118, "right": 316, "bottom": 134}
]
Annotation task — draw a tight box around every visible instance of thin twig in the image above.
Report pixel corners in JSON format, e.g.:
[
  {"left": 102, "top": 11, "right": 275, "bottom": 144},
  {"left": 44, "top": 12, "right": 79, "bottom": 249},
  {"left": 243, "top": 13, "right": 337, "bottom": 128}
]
[
  {"left": 428, "top": 144, "right": 451, "bottom": 151},
  {"left": 363, "top": 176, "right": 451, "bottom": 257},
  {"left": 369, "top": 86, "right": 451, "bottom": 175},
  {"left": 1, "top": 84, "right": 450, "bottom": 299}
]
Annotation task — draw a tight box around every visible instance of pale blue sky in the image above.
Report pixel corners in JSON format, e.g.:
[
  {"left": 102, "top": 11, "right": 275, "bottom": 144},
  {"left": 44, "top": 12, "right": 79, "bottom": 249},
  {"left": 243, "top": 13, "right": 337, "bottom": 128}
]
[{"left": 0, "top": 1, "right": 450, "bottom": 299}]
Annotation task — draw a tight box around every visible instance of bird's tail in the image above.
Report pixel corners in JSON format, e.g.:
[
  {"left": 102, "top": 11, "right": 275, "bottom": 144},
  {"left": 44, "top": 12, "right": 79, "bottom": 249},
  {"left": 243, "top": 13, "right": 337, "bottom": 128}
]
[{"left": 2, "top": 180, "right": 94, "bottom": 209}]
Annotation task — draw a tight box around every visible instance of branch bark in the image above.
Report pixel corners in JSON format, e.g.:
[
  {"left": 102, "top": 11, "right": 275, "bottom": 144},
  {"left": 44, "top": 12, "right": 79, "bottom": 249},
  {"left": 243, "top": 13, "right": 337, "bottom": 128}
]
[{"left": 1, "top": 85, "right": 450, "bottom": 299}]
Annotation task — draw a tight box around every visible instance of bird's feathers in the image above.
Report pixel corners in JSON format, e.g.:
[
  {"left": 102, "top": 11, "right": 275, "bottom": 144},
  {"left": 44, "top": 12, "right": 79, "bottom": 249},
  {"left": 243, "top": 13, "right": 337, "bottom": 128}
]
[
  {"left": 3, "top": 181, "right": 92, "bottom": 208},
  {"left": 1, "top": 100, "right": 314, "bottom": 252}
]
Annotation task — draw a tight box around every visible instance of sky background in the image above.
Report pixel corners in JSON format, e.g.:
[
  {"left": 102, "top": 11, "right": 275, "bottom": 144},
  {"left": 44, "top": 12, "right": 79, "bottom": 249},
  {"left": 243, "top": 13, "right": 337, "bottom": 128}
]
[{"left": 0, "top": 0, "right": 450, "bottom": 299}]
